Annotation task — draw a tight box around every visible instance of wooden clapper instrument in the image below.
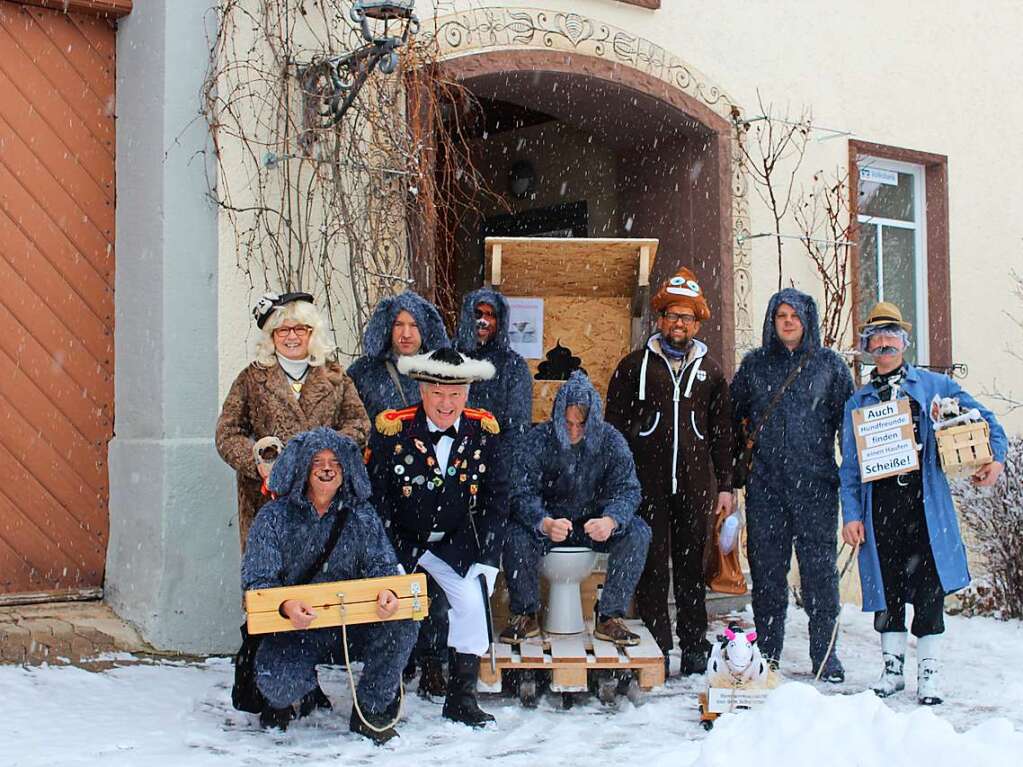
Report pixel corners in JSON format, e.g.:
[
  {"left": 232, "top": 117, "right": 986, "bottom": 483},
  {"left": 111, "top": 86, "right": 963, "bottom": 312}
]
[{"left": 245, "top": 574, "right": 429, "bottom": 634}]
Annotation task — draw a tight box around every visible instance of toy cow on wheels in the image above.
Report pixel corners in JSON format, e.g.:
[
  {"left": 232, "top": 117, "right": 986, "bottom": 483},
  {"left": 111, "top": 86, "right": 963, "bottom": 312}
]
[{"left": 699, "top": 625, "right": 775, "bottom": 730}]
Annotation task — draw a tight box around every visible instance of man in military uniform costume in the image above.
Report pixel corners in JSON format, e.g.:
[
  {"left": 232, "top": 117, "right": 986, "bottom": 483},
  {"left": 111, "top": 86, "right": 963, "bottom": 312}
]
[{"left": 367, "top": 347, "right": 509, "bottom": 727}]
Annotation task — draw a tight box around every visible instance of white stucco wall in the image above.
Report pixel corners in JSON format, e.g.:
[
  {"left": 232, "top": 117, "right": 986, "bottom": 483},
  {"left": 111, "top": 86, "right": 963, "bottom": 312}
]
[
  {"left": 410, "top": 0, "right": 1023, "bottom": 431},
  {"left": 213, "top": 1, "right": 1023, "bottom": 430}
]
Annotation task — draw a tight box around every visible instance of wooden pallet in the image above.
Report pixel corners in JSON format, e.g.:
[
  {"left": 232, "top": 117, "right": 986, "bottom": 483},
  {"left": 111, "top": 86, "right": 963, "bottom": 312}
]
[{"left": 479, "top": 619, "right": 664, "bottom": 693}]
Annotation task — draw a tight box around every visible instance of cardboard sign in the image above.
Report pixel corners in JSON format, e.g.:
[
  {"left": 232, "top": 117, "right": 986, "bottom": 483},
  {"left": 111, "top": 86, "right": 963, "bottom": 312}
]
[
  {"left": 852, "top": 399, "right": 919, "bottom": 482},
  {"left": 707, "top": 686, "right": 770, "bottom": 713}
]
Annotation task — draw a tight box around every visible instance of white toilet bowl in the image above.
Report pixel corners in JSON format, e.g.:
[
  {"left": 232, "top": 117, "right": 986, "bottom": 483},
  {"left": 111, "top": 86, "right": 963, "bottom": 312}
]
[{"left": 541, "top": 546, "right": 598, "bottom": 634}]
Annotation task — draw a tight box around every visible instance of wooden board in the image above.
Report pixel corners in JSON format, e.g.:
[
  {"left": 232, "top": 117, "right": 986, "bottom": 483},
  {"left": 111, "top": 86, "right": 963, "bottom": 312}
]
[
  {"left": 549, "top": 635, "right": 588, "bottom": 664},
  {"left": 551, "top": 665, "right": 588, "bottom": 692},
  {"left": 245, "top": 574, "right": 429, "bottom": 634},
  {"left": 588, "top": 635, "right": 625, "bottom": 664},
  {"left": 622, "top": 620, "right": 663, "bottom": 661},
  {"left": 529, "top": 297, "right": 632, "bottom": 417},
  {"left": 519, "top": 638, "right": 547, "bottom": 664},
  {"left": 485, "top": 237, "right": 659, "bottom": 299}
]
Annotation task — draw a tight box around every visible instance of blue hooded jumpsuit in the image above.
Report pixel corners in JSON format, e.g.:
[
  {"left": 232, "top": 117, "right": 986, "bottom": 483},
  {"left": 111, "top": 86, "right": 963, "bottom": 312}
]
[
  {"left": 346, "top": 290, "right": 450, "bottom": 419},
  {"left": 242, "top": 428, "right": 417, "bottom": 713},
  {"left": 730, "top": 288, "right": 854, "bottom": 667}
]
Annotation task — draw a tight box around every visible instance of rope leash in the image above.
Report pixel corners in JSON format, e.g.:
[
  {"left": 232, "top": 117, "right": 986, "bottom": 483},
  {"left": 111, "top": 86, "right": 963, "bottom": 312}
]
[
  {"left": 341, "top": 622, "right": 405, "bottom": 733},
  {"left": 813, "top": 540, "right": 861, "bottom": 683}
]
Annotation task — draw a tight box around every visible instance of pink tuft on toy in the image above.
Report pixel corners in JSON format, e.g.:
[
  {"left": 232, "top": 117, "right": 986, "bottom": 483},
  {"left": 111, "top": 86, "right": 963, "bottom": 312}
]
[
  {"left": 723, "top": 628, "right": 736, "bottom": 641},
  {"left": 746, "top": 631, "right": 757, "bottom": 643}
]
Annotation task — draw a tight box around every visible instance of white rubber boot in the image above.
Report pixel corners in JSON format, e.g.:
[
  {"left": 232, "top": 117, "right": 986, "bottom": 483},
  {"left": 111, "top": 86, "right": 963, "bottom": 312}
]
[
  {"left": 872, "top": 631, "right": 907, "bottom": 698},
  {"left": 917, "top": 634, "right": 943, "bottom": 706}
]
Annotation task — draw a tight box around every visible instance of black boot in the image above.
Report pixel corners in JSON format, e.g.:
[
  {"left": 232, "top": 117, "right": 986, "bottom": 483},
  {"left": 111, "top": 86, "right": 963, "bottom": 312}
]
[
  {"left": 442, "top": 652, "right": 495, "bottom": 728},
  {"left": 678, "top": 639, "right": 711, "bottom": 676},
  {"left": 259, "top": 703, "right": 294, "bottom": 731},
  {"left": 297, "top": 684, "right": 333, "bottom": 717},
  {"left": 349, "top": 701, "right": 400, "bottom": 745},
  {"left": 417, "top": 657, "right": 447, "bottom": 700},
  {"left": 402, "top": 654, "right": 418, "bottom": 683}
]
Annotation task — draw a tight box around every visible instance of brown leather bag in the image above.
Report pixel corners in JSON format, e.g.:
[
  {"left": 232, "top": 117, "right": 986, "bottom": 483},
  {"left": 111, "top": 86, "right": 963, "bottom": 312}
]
[{"left": 704, "top": 513, "right": 748, "bottom": 595}]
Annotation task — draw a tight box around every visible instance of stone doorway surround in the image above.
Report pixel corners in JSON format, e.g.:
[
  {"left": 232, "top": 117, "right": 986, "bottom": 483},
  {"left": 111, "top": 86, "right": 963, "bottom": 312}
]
[{"left": 426, "top": 6, "right": 756, "bottom": 363}]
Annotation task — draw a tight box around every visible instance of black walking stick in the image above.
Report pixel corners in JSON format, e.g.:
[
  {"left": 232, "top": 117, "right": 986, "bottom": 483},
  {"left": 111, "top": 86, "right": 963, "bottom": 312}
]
[{"left": 478, "top": 573, "right": 498, "bottom": 674}]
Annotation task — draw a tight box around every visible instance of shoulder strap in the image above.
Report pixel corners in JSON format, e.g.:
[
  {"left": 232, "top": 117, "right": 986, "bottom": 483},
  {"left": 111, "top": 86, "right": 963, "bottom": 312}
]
[
  {"left": 384, "top": 361, "right": 409, "bottom": 407},
  {"left": 296, "top": 505, "right": 349, "bottom": 585},
  {"left": 746, "top": 351, "right": 814, "bottom": 446}
]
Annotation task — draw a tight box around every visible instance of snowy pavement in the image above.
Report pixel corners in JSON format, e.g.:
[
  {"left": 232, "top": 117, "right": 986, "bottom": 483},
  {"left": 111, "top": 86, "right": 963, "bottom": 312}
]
[{"left": 4, "top": 605, "right": 1023, "bottom": 766}]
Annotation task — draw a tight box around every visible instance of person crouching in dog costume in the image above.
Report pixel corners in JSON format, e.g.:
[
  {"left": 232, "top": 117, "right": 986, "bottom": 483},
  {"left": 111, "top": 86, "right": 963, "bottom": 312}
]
[
  {"left": 241, "top": 428, "right": 417, "bottom": 742},
  {"left": 839, "top": 302, "right": 1006, "bottom": 706},
  {"left": 501, "top": 371, "right": 651, "bottom": 647},
  {"left": 367, "top": 347, "right": 509, "bottom": 727}
]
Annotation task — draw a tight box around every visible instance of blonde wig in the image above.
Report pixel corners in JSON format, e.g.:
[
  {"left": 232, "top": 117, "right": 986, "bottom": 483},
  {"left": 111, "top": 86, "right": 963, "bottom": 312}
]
[{"left": 254, "top": 300, "right": 332, "bottom": 367}]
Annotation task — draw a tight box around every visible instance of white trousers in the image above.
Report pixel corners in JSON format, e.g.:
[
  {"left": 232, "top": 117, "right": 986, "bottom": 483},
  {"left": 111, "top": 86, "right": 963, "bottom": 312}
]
[{"left": 417, "top": 550, "right": 489, "bottom": 655}]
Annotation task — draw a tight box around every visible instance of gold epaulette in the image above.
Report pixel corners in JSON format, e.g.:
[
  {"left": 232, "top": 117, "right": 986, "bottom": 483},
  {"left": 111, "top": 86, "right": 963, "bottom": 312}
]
[
  {"left": 374, "top": 406, "right": 418, "bottom": 436},
  {"left": 464, "top": 407, "right": 500, "bottom": 434}
]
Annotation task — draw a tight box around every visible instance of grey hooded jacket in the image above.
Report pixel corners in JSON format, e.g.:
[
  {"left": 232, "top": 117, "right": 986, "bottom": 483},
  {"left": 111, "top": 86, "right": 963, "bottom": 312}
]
[
  {"left": 454, "top": 287, "right": 533, "bottom": 444},
  {"left": 346, "top": 291, "right": 449, "bottom": 419},
  {"left": 730, "top": 288, "right": 854, "bottom": 494},
  {"left": 241, "top": 427, "right": 399, "bottom": 591},
  {"left": 510, "top": 371, "right": 641, "bottom": 533}
]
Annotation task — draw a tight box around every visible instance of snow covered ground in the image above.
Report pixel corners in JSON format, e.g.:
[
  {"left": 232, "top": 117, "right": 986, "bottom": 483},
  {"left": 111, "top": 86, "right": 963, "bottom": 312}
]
[{"left": 4, "top": 605, "right": 1023, "bottom": 767}]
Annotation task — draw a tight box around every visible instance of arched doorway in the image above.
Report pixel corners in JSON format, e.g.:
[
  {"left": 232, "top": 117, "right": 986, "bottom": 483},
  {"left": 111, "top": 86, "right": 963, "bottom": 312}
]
[{"left": 418, "top": 9, "right": 753, "bottom": 369}]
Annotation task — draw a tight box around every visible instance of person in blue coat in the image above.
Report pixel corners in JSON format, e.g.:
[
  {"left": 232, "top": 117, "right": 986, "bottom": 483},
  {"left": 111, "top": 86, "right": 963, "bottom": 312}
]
[
  {"left": 840, "top": 302, "right": 1005, "bottom": 706},
  {"left": 347, "top": 290, "right": 450, "bottom": 419},
  {"left": 730, "top": 288, "right": 854, "bottom": 681},
  {"left": 454, "top": 287, "right": 533, "bottom": 448},
  {"left": 242, "top": 427, "right": 417, "bottom": 742},
  {"left": 500, "top": 371, "right": 651, "bottom": 647}
]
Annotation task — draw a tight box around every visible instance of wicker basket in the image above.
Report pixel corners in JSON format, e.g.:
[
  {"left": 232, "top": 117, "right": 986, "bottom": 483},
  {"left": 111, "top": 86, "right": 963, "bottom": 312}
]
[{"left": 935, "top": 421, "right": 992, "bottom": 476}]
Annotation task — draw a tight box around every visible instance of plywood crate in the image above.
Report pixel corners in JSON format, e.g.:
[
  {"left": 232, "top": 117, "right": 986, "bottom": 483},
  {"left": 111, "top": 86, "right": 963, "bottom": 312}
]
[
  {"left": 936, "top": 421, "right": 992, "bottom": 476},
  {"left": 484, "top": 237, "right": 659, "bottom": 422}
]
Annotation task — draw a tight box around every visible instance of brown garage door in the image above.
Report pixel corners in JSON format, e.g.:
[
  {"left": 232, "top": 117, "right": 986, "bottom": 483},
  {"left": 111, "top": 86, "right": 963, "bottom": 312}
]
[{"left": 0, "top": 1, "right": 119, "bottom": 598}]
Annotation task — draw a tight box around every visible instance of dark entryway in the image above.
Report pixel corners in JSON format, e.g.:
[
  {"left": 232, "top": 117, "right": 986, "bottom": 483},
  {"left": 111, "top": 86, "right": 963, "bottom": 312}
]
[{"left": 427, "top": 51, "right": 736, "bottom": 370}]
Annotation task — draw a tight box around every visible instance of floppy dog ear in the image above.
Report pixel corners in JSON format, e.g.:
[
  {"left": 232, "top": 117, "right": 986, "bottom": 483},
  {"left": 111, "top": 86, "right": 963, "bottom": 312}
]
[
  {"left": 268, "top": 431, "right": 311, "bottom": 497},
  {"left": 339, "top": 438, "right": 373, "bottom": 501}
]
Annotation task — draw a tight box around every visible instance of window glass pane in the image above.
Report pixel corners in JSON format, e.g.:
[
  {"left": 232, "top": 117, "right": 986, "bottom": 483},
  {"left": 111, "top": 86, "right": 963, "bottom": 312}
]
[
  {"left": 858, "top": 223, "right": 879, "bottom": 323},
  {"left": 881, "top": 225, "right": 918, "bottom": 364},
  {"left": 858, "top": 165, "right": 916, "bottom": 222}
]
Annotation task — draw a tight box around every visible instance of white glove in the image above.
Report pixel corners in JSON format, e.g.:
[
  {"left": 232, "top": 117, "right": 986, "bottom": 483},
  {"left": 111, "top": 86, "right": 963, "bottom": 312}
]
[{"left": 470, "top": 563, "right": 499, "bottom": 596}]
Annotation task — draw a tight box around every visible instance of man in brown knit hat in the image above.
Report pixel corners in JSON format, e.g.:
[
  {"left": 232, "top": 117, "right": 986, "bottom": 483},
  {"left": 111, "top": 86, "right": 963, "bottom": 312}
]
[{"left": 605, "top": 267, "right": 734, "bottom": 676}]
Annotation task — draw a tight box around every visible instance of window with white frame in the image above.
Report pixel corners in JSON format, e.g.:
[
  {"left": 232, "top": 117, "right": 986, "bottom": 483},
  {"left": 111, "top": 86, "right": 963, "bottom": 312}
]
[{"left": 856, "top": 157, "right": 928, "bottom": 364}]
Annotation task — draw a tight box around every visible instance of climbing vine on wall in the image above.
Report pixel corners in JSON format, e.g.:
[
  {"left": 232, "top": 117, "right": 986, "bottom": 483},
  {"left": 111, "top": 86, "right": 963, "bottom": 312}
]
[{"left": 201, "top": 0, "right": 501, "bottom": 355}]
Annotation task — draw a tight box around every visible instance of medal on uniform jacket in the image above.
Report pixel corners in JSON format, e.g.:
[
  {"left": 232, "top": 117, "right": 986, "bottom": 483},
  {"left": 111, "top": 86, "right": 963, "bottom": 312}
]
[
  {"left": 402, "top": 485, "right": 412, "bottom": 497},
  {"left": 414, "top": 439, "right": 427, "bottom": 454}
]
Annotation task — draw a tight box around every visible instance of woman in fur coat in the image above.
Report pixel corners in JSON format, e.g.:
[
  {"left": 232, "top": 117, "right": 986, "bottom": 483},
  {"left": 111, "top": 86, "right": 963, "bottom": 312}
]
[{"left": 216, "top": 292, "right": 370, "bottom": 546}]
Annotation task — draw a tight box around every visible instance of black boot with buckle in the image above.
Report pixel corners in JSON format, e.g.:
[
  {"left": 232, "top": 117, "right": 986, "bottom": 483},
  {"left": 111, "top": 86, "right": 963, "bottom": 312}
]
[{"left": 442, "top": 652, "right": 495, "bottom": 727}]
